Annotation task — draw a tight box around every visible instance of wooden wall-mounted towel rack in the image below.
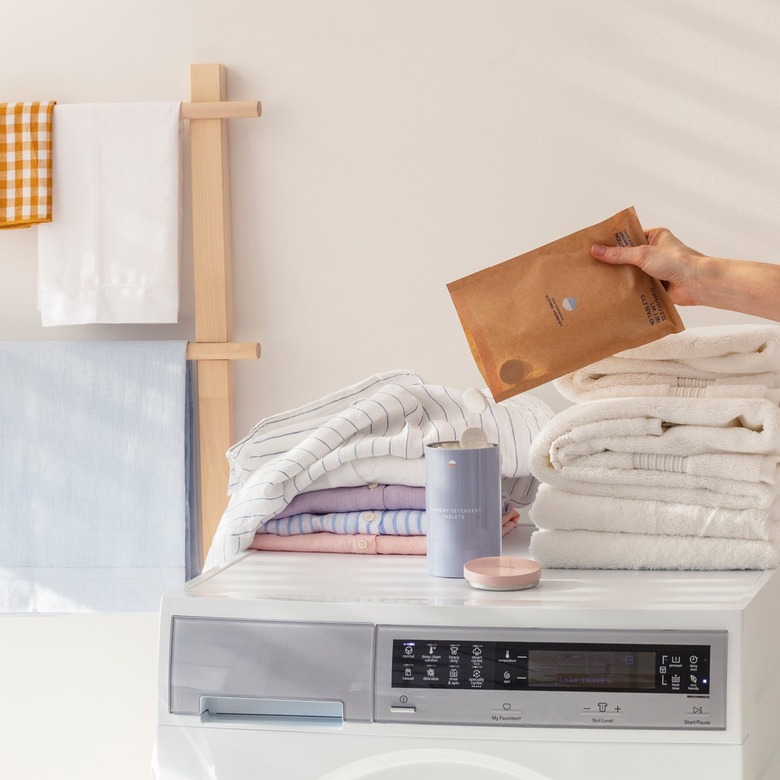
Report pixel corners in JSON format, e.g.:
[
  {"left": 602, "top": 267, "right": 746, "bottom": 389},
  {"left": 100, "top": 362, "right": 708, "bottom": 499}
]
[{"left": 184, "top": 63, "right": 261, "bottom": 567}]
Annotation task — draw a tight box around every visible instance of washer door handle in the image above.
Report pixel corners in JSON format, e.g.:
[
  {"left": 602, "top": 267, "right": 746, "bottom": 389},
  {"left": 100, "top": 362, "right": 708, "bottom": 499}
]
[{"left": 198, "top": 695, "right": 343, "bottom": 725}]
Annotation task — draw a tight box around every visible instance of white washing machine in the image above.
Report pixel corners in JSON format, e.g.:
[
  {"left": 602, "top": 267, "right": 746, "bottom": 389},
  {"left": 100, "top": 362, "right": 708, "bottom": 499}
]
[{"left": 154, "top": 526, "right": 780, "bottom": 780}]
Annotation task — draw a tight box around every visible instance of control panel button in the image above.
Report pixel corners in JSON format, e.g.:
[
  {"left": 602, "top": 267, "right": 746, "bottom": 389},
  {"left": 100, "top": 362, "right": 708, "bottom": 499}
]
[{"left": 490, "top": 704, "right": 523, "bottom": 723}]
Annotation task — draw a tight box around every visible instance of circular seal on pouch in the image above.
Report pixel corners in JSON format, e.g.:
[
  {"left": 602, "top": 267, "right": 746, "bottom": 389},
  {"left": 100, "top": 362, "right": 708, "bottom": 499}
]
[
  {"left": 499, "top": 358, "right": 532, "bottom": 384},
  {"left": 463, "top": 556, "right": 541, "bottom": 591}
]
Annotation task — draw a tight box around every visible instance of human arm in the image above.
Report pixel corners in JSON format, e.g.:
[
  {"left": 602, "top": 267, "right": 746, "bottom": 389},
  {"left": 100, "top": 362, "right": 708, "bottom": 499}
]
[{"left": 591, "top": 227, "right": 780, "bottom": 322}]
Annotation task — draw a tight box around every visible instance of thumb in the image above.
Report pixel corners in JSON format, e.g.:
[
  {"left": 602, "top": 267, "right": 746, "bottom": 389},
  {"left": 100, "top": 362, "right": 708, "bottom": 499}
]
[{"left": 591, "top": 244, "right": 644, "bottom": 266}]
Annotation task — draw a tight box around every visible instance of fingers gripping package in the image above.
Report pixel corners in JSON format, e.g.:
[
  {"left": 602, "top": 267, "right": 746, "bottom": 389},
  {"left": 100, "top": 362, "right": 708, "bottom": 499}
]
[{"left": 447, "top": 207, "right": 685, "bottom": 402}]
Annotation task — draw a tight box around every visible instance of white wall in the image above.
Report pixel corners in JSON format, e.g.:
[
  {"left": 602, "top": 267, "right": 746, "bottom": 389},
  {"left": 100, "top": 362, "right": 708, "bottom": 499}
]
[
  {"left": 1, "top": 1, "right": 779, "bottom": 778},
  {"left": 0, "top": 615, "right": 159, "bottom": 780}
]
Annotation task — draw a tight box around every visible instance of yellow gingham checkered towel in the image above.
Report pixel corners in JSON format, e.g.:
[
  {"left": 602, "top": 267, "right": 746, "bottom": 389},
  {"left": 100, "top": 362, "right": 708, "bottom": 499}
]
[{"left": 1, "top": 101, "right": 56, "bottom": 229}]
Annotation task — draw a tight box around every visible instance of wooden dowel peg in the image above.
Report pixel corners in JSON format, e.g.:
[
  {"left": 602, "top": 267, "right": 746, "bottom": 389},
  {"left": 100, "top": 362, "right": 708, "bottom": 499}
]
[
  {"left": 181, "top": 101, "right": 261, "bottom": 120},
  {"left": 186, "top": 341, "right": 261, "bottom": 361}
]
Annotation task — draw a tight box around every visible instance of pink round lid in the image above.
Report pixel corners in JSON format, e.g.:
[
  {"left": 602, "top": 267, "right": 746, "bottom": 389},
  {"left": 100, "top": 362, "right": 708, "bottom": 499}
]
[{"left": 463, "top": 556, "right": 541, "bottom": 591}]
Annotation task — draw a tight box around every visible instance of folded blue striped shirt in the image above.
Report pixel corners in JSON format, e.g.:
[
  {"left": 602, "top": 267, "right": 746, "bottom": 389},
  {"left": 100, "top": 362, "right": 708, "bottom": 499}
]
[{"left": 260, "top": 509, "right": 427, "bottom": 536}]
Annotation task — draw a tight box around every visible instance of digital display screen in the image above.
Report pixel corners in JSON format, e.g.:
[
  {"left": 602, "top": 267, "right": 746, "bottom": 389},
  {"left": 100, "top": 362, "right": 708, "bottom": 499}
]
[
  {"left": 391, "top": 639, "right": 710, "bottom": 694},
  {"left": 527, "top": 649, "right": 655, "bottom": 690}
]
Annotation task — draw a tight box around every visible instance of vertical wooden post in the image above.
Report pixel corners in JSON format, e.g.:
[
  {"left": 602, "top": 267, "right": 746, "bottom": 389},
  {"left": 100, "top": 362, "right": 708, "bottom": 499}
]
[{"left": 189, "top": 64, "right": 235, "bottom": 565}]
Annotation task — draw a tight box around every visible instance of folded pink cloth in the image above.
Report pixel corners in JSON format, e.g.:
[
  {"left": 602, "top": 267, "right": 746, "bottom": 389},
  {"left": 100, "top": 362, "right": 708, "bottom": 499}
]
[
  {"left": 250, "top": 532, "right": 425, "bottom": 555},
  {"left": 249, "top": 510, "right": 519, "bottom": 556}
]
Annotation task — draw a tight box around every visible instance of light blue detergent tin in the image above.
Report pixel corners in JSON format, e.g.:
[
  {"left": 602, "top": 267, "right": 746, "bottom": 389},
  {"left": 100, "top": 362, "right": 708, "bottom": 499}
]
[{"left": 425, "top": 441, "right": 502, "bottom": 578}]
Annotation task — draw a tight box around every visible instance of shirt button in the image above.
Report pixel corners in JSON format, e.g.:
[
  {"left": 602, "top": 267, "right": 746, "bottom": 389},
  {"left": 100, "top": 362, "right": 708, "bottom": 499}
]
[
  {"left": 368, "top": 483, "right": 379, "bottom": 490},
  {"left": 357, "top": 538, "right": 369, "bottom": 551},
  {"left": 361, "top": 511, "right": 375, "bottom": 522}
]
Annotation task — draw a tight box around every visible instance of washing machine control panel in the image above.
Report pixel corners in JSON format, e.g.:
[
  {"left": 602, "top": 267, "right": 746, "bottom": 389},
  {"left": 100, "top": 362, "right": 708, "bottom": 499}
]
[{"left": 375, "top": 626, "right": 726, "bottom": 729}]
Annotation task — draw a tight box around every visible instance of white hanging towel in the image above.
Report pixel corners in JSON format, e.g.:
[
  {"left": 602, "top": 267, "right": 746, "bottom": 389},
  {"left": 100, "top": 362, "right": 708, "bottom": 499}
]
[{"left": 37, "top": 102, "right": 181, "bottom": 325}]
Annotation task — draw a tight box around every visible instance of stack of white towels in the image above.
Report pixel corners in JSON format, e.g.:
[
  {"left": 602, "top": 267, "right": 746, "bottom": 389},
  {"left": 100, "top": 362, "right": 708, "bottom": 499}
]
[
  {"left": 205, "top": 370, "right": 553, "bottom": 570},
  {"left": 528, "top": 324, "right": 780, "bottom": 570}
]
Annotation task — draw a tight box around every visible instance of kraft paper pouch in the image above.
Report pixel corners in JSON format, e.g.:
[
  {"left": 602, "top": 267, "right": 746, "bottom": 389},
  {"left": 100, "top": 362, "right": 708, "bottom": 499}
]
[{"left": 447, "top": 207, "right": 685, "bottom": 402}]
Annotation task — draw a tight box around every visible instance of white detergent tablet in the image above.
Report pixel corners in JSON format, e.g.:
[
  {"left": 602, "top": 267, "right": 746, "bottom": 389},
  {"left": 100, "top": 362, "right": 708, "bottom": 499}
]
[
  {"left": 464, "top": 556, "right": 541, "bottom": 591},
  {"left": 463, "top": 386, "right": 489, "bottom": 413},
  {"left": 459, "top": 427, "right": 490, "bottom": 449}
]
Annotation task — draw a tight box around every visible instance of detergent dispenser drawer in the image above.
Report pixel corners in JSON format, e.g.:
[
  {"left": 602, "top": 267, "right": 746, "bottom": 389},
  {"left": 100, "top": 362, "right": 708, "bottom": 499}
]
[{"left": 169, "top": 617, "right": 374, "bottom": 722}]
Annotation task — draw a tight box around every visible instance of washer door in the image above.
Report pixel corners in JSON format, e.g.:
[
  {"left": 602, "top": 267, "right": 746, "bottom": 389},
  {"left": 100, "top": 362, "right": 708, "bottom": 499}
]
[{"left": 319, "top": 748, "right": 554, "bottom": 780}]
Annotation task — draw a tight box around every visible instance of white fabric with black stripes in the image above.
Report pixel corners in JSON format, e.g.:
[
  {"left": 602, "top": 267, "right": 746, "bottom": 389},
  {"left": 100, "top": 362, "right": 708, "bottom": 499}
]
[{"left": 205, "top": 370, "right": 553, "bottom": 569}]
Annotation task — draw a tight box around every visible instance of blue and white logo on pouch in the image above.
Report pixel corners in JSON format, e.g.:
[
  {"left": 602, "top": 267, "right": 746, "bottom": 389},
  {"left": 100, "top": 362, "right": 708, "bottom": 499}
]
[{"left": 562, "top": 296, "right": 577, "bottom": 312}]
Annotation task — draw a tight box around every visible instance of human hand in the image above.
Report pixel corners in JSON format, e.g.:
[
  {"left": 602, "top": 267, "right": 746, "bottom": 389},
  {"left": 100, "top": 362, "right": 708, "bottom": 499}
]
[{"left": 591, "top": 228, "right": 704, "bottom": 306}]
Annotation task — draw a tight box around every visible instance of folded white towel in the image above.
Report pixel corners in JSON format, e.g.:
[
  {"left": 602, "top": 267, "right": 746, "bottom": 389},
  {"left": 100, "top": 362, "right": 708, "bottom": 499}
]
[
  {"left": 206, "top": 370, "right": 554, "bottom": 569},
  {"left": 529, "top": 396, "right": 780, "bottom": 509},
  {"left": 529, "top": 528, "right": 779, "bottom": 570},
  {"left": 555, "top": 324, "right": 780, "bottom": 403},
  {"left": 529, "top": 483, "right": 778, "bottom": 541},
  {"left": 37, "top": 102, "right": 181, "bottom": 325}
]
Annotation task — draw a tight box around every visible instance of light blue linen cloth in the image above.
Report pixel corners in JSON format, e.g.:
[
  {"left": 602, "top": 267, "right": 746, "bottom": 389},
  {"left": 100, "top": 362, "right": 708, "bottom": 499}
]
[{"left": 0, "top": 341, "right": 189, "bottom": 612}]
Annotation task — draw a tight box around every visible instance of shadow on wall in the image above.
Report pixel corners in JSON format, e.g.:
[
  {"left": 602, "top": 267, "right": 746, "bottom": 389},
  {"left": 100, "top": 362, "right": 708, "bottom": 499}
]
[{"left": 516, "top": 0, "right": 780, "bottom": 247}]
